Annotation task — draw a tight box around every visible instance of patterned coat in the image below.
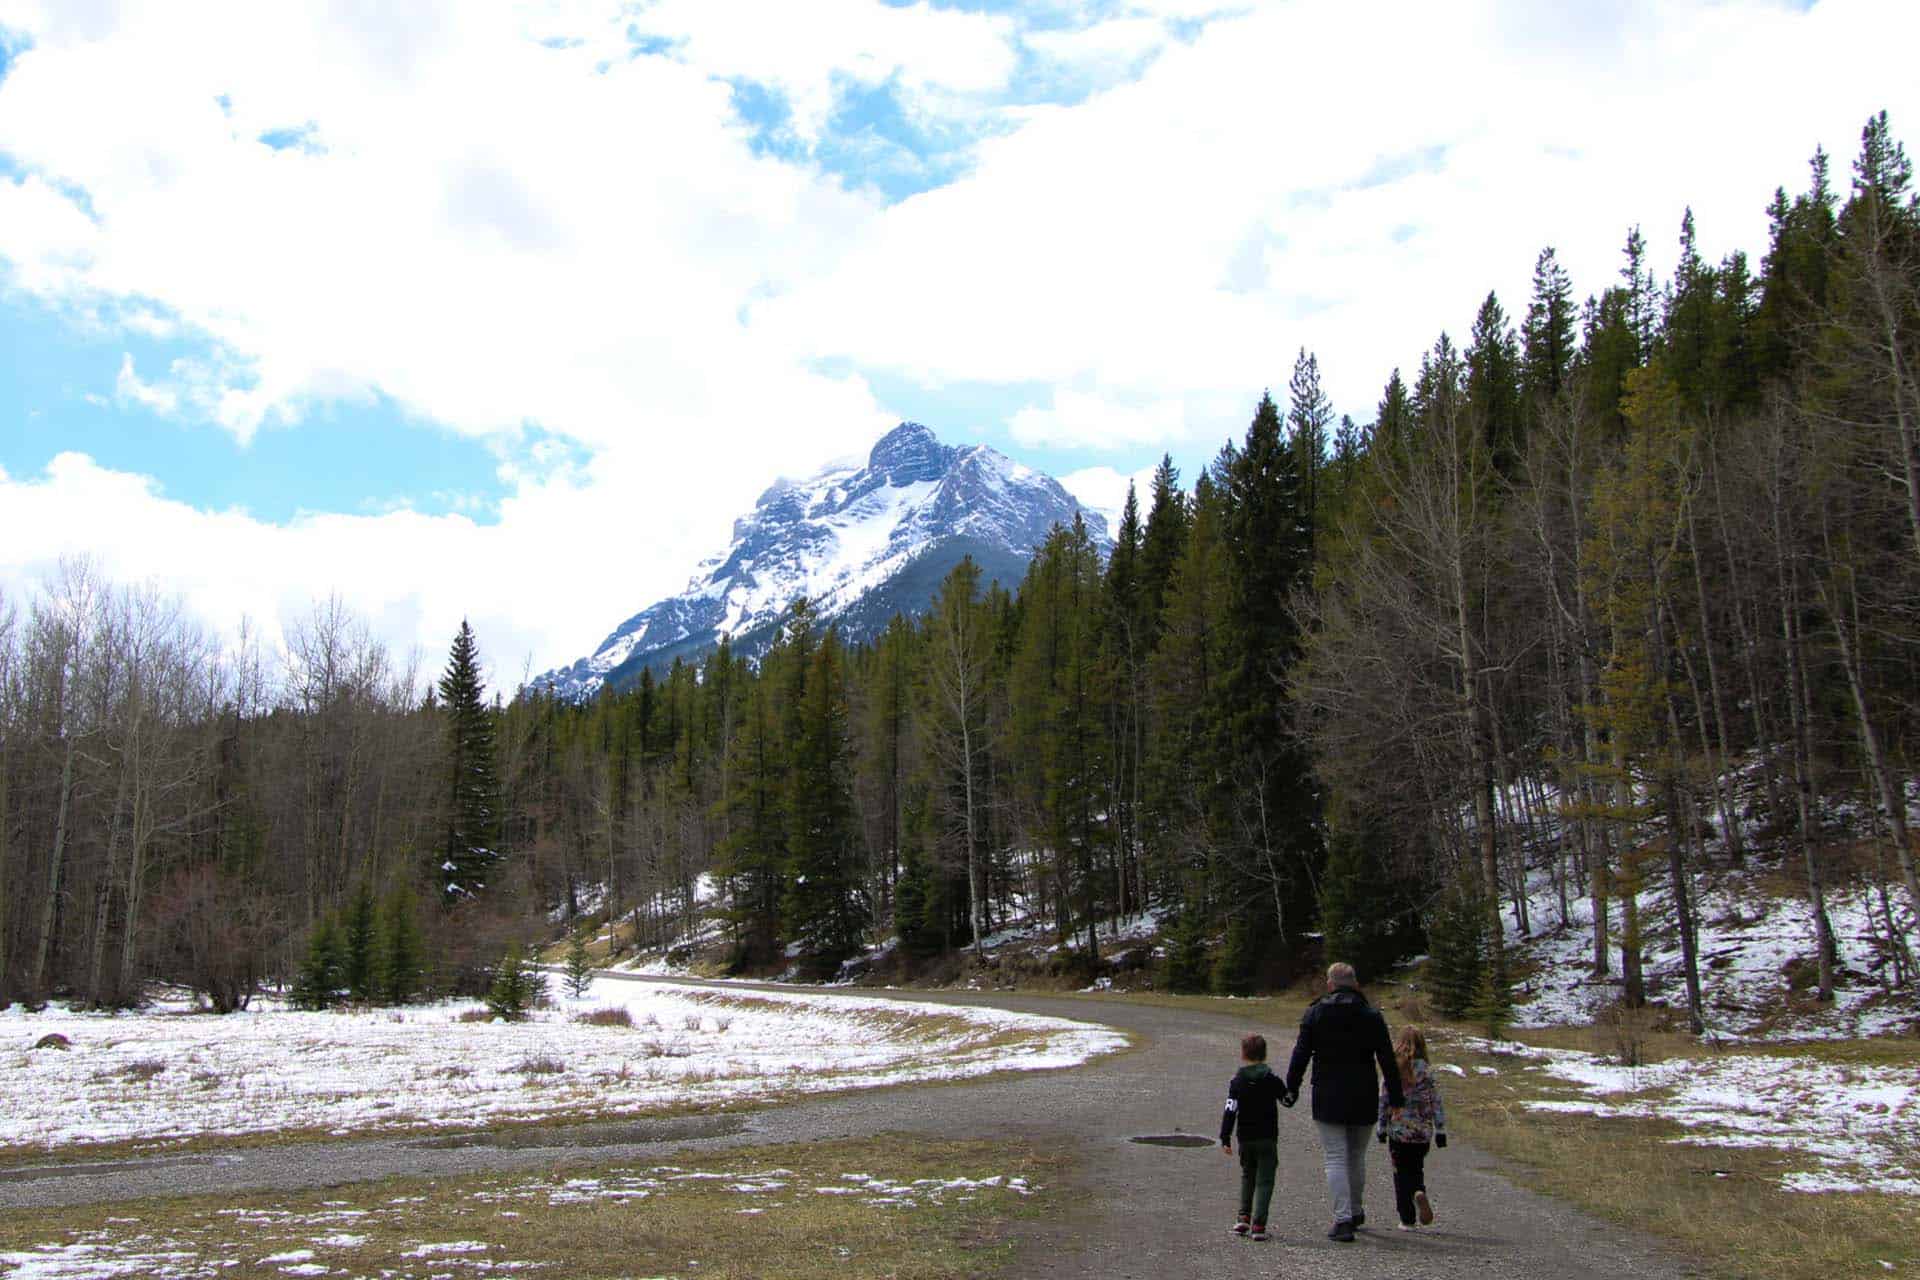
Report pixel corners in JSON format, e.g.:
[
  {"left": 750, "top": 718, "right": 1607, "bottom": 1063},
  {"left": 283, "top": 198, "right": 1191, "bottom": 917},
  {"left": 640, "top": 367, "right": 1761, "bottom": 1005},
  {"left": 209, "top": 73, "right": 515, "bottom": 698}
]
[{"left": 1377, "top": 1058, "right": 1448, "bottom": 1144}]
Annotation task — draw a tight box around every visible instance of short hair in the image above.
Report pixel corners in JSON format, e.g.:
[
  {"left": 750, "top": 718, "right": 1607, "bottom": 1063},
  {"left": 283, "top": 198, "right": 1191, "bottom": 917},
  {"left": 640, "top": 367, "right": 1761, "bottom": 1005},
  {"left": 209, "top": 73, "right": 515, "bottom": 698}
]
[
  {"left": 1327, "top": 962, "right": 1359, "bottom": 990},
  {"left": 1241, "top": 1033, "right": 1268, "bottom": 1061}
]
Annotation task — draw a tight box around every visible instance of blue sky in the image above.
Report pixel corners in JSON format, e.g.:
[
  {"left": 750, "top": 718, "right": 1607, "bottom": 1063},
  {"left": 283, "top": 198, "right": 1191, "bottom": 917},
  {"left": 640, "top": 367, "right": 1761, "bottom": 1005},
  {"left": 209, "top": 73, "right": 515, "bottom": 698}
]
[
  {"left": 0, "top": 2, "right": 1208, "bottom": 538},
  {"left": 3, "top": 0, "right": 1916, "bottom": 674}
]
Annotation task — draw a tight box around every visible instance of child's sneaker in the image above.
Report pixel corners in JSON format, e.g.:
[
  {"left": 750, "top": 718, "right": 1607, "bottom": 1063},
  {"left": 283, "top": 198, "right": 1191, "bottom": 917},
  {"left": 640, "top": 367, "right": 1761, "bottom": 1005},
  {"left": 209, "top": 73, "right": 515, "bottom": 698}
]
[
  {"left": 1231, "top": 1216, "right": 1249, "bottom": 1236},
  {"left": 1249, "top": 1223, "right": 1269, "bottom": 1242},
  {"left": 1396, "top": 1221, "right": 1417, "bottom": 1231},
  {"left": 1415, "top": 1190, "right": 1435, "bottom": 1225}
]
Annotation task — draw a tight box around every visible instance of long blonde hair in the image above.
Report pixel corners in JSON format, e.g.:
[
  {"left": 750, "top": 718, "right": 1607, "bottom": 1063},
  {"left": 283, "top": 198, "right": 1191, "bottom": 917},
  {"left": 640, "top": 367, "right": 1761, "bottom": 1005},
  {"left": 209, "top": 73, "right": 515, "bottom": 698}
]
[{"left": 1394, "top": 1025, "right": 1429, "bottom": 1088}]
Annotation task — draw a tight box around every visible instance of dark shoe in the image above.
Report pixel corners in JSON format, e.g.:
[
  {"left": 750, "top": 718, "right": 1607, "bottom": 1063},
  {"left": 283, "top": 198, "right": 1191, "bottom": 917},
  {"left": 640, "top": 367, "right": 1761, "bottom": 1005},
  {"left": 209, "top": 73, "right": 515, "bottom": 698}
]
[
  {"left": 1250, "top": 1223, "right": 1269, "bottom": 1242},
  {"left": 1328, "top": 1220, "right": 1356, "bottom": 1243},
  {"left": 1415, "top": 1190, "right": 1435, "bottom": 1225},
  {"left": 1352, "top": 1211, "right": 1366, "bottom": 1228}
]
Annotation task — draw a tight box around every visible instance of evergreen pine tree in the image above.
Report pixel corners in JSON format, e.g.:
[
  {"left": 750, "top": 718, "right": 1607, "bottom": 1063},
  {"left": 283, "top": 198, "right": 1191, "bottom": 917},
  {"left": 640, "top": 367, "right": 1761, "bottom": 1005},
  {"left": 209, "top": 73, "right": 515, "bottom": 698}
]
[
  {"left": 293, "top": 918, "right": 345, "bottom": 1010},
  {"left": 1466, "top": 291, "right": 1524, "bottom": 477},
  {"left": 563, "top": 929, "right": 594, "bottom": 999},
  {"left": 342, "top": 881, "right": 378, "bottom": 1002},
  {"left": 1164, "top": 885, "right": 1212, "bottom": 994},
  {"left": 1144, "top": 472, "right": 1231, "bottom": 908},
  {"left": 438, "top": 620, "right": 501, "bottom": 901},
  {"left": 1319, "top": 808, "right": 1423, "bottom": 983},
  {"left": 1466, "top": 941, "right": 1513, "bottom": 1040},
  {"left": 1211, "top": 912, "right": 1259, "bottom": 996},
  {"left": 1011, "top": 517, "right": 1109, "bottom": 961},
  {"left": 1521, "top": 247, "right": 1577, "bottom": 412},
  {"left": 894, "top": 831, "right": 936, "bottom": 957},
  {"left": 1136, "top": 454, "right": 1189, "bottom": 646},
  {"left": 1375, "top": 368, "right": 1414, "bottom": 449},
  {"left": 783, "top": 628, "right": 868, "bottom": 975},
  {"left": 380, "top": 887, "right": 425, "bottom": 1005},
  {"left": 1287, "top": 348, "right": 1334, "bottom": 556},
  {"left": 1426, "top": 886, "right": 1489, "bottom": 1020},
  {"left": 486, "top": 943, "right": 545, "bottom": 1021},
  {"left": 1214, "top": 393, "right": 1322, "bottom": 991}
]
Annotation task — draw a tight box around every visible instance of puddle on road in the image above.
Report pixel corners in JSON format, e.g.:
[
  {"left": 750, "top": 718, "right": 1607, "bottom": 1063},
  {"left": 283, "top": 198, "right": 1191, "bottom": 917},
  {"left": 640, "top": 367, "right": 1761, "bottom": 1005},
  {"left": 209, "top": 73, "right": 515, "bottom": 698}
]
[
  {"left": 406, "top": 1113, "right": 746, "bottom": 1151},
  {"left": 1128, "top": 1134, "right": 1214, "bottom": 1148}
]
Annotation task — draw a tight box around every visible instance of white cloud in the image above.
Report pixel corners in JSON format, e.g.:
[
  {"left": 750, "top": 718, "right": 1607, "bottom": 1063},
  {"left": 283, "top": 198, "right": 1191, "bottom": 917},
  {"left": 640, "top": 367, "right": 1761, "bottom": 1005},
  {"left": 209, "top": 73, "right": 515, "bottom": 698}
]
[
  {"left": 113, "top": 353, "right": 177, "bottom": 415},
  {"left": 629, "top": 0, "right": 1020, "bottom": 143},
  {"left": 2, "top": 0, "right": 1918, "bottom": 675},
  {"left": 765, "top": 0, "right": 1920, "bottom": 420},
  {"left": 0, "top": 451, "right": 666, "bottom": 690},
  {"left": 1010, "top": 388, "right": 1190, "bottom": 449},
  {"left": 1060, "top": 461, "right": 1156, "bottom": 533}
]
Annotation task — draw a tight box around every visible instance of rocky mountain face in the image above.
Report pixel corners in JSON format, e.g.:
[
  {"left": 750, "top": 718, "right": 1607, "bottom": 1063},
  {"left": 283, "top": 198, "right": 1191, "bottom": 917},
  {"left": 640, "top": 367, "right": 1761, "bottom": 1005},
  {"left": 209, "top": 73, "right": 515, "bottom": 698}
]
[{"left": 534, "top": 423, "right": 1107, "bottom": 699}]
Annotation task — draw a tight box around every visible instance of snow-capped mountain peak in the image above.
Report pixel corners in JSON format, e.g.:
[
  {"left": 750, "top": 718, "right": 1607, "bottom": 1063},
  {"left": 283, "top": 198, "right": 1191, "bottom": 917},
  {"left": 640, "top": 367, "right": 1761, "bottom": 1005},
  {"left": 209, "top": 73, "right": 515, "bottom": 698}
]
[{"left": 534, "top": 423, "right": 1108, "bottom": 699}]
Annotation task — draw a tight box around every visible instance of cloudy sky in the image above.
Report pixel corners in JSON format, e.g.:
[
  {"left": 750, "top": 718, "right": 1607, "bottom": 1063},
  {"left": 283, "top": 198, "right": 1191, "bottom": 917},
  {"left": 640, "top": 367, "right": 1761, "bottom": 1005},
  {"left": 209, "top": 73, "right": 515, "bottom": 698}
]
[{"left": 2, "top": 0, "right": 1916, "bottom": 684}]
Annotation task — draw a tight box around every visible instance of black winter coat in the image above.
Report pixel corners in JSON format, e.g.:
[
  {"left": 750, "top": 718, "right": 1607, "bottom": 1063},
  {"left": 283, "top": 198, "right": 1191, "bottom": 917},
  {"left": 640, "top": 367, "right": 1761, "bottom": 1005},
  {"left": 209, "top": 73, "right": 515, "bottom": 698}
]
[
  {"left": 1283, "top": 989, "right": 1403, "bottom": 1126},
  {"left": 1218, "top": 1062, "right": 1285, "bottom": 1144}
]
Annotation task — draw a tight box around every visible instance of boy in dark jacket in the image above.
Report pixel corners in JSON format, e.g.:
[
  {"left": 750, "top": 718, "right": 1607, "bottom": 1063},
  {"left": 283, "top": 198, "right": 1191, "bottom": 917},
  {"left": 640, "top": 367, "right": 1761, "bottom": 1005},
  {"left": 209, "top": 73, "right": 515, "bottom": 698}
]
[
  {"left": 1219, "top": 1032, "right": 1292, "bottom": 1241},
  {"left": 1284, "top": 962, "right": 1403, "bottom": 1243}
]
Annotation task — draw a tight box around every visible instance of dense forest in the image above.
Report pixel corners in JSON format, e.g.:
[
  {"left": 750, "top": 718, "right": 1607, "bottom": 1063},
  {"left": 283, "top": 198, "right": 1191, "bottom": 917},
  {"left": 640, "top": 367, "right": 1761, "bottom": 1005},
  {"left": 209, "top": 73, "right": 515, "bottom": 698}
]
[{"left": 0, "top": 114, "right": 1915, "bottom": 1022}]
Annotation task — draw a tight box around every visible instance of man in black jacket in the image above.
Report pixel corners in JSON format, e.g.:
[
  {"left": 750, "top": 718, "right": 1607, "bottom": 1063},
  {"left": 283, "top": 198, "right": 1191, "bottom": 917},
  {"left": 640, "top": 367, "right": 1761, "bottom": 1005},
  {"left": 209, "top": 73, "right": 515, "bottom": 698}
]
[{"left": 1284, "top": 962, "right": 1403, "bottom": 1243}]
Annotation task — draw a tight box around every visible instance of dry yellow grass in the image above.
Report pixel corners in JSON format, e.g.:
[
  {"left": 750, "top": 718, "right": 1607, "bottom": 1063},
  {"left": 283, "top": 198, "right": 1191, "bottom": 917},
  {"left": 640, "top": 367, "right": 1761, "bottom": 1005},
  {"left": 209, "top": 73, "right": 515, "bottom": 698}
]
[
  {"left": 1404, "top": 1014, "right": 1919, "bottom": 1280},
  {"left": 0, "top": 1134, "right": 1070, "bottom": 1280}
]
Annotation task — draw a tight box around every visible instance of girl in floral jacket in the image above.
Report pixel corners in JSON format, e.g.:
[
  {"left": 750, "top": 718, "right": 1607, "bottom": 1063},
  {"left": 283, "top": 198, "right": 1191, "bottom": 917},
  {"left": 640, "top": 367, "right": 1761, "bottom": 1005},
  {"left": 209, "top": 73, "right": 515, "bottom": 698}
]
[{"left": 1377, "top": 1025, "right": 1448, "bottom": 1229}]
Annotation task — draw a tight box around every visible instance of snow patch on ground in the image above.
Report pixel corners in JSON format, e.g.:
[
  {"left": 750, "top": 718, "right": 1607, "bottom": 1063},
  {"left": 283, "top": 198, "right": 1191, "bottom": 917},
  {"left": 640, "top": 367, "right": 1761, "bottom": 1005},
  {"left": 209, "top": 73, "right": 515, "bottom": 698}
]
[
  {"left": 1504, "top": 858, "right": 1918, "bottom": 1040},
  {"left": 1458, "top": 1035, "right": 1920, "bottom": 1196},
  {"left": 0, "top": 980, "right": 1123, "bottom": 1151}
]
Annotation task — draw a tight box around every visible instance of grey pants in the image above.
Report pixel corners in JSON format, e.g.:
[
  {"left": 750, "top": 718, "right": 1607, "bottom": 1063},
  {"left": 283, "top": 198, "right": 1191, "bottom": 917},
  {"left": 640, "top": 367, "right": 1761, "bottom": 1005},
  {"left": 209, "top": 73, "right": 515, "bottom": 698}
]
[{"left": 1315, "top": 1121, "right": 1372, "bottom": 1223}]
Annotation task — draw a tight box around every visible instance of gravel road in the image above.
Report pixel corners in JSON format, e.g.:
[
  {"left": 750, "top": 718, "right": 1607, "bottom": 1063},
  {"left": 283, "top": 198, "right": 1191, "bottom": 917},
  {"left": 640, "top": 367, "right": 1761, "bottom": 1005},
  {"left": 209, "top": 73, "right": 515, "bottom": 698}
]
[{"left": 0, "top": 974, "right": 1701, "bottom": 1278}]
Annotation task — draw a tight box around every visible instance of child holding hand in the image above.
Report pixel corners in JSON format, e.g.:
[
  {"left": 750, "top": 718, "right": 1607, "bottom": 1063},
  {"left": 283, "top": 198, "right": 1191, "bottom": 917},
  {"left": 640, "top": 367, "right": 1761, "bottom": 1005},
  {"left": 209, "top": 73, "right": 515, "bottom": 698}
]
[
  {"left": 1220, "top": 1032, "right": 1293, "bottom": 1241},
  {"left": 1376, "top": 1025, "right": 1447, "bottom": 1229}
]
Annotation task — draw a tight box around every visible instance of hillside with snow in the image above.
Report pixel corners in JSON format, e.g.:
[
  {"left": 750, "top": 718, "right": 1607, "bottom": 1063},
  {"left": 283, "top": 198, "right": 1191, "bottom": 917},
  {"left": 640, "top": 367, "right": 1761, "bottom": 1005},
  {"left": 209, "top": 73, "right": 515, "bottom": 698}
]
[{"left": 535, "top": 423, "right": 1107, "bottom": 699}]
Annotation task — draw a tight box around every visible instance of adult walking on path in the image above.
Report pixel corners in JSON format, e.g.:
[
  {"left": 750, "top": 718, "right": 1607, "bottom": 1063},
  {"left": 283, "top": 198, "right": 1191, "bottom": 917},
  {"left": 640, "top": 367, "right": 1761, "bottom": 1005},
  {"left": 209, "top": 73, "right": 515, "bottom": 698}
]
[{"left": 1285, "top": 961, "right": 1403, "bottom": 1242}]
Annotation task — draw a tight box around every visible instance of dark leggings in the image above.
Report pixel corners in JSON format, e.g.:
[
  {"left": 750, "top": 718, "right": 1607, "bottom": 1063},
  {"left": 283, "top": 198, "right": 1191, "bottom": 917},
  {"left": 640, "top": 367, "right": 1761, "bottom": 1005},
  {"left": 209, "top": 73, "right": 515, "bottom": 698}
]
[{"left": 1390, "top": 1139, "right": 1430, "bottom": 1225}]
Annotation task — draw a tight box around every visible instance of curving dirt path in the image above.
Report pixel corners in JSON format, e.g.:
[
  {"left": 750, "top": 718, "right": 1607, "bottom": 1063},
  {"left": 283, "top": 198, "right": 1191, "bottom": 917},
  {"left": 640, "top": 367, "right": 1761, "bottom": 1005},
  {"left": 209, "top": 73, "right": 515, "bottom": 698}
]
[{"left": 0, "top": 975, "right": 1700, "bottom": 1279}]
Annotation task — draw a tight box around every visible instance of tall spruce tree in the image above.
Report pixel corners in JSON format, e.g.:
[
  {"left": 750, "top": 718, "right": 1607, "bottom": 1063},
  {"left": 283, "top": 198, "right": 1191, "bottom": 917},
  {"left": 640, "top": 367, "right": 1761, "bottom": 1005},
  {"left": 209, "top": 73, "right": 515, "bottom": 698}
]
[
  {"left": 1012, "top": 517, "right": 1108, "bottom": 959},
  {"left": 1287, "top": 349, "right": 1334, "bottom": 557},
  {"left": 1522, "top": 247, "right": 1578, "bottom": 414},
  {"left": 783, "top": 628, "right": 868, "bottom": 974},
  {"left": 1466, "top": 291, "right": 1524, "bottom": 477},
  {"left": 1137, "top": 455, "right": 1189, "bottom": 645},
  {"left": 342, "top": 881, "right": 378, "bottom": 1002},
  {"left": 380, "top": 887, "right": 424, "bottom": 1005},
  {"left": 1214, "top": 393, "right": 1322, "bottom": 992},
  {"left": 438, "top": 620, "right": 500, "bottom": 900}
]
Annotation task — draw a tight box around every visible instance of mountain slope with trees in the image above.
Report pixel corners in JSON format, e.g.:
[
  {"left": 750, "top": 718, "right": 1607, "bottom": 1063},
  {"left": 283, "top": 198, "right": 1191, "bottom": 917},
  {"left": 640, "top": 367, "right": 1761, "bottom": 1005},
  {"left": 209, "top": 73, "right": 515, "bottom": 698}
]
[{"left": 0, "top": 114, "right": 1913, "bottom": 1028}]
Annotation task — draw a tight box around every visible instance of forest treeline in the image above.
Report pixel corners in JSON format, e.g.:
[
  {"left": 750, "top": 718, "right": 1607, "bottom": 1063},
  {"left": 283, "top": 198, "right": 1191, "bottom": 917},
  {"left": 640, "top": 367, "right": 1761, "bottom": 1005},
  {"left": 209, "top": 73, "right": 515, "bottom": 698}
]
[{"left": 0, "top": 114, "right": 1915, "bottom": 1022}]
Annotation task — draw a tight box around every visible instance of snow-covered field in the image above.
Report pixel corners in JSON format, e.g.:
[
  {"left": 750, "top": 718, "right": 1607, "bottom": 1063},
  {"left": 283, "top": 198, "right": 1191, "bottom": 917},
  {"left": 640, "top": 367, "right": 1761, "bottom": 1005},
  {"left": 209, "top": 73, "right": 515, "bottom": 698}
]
[
  {"left": 0, "top": 979, "right": 1123, "bottom": 1153},
  {"left": 0, "top": 1160, "right": 1038, "bottom": 1278},
  {"left": 1456, "top": 1035, "right": 1920, "bottom": 1198}
]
